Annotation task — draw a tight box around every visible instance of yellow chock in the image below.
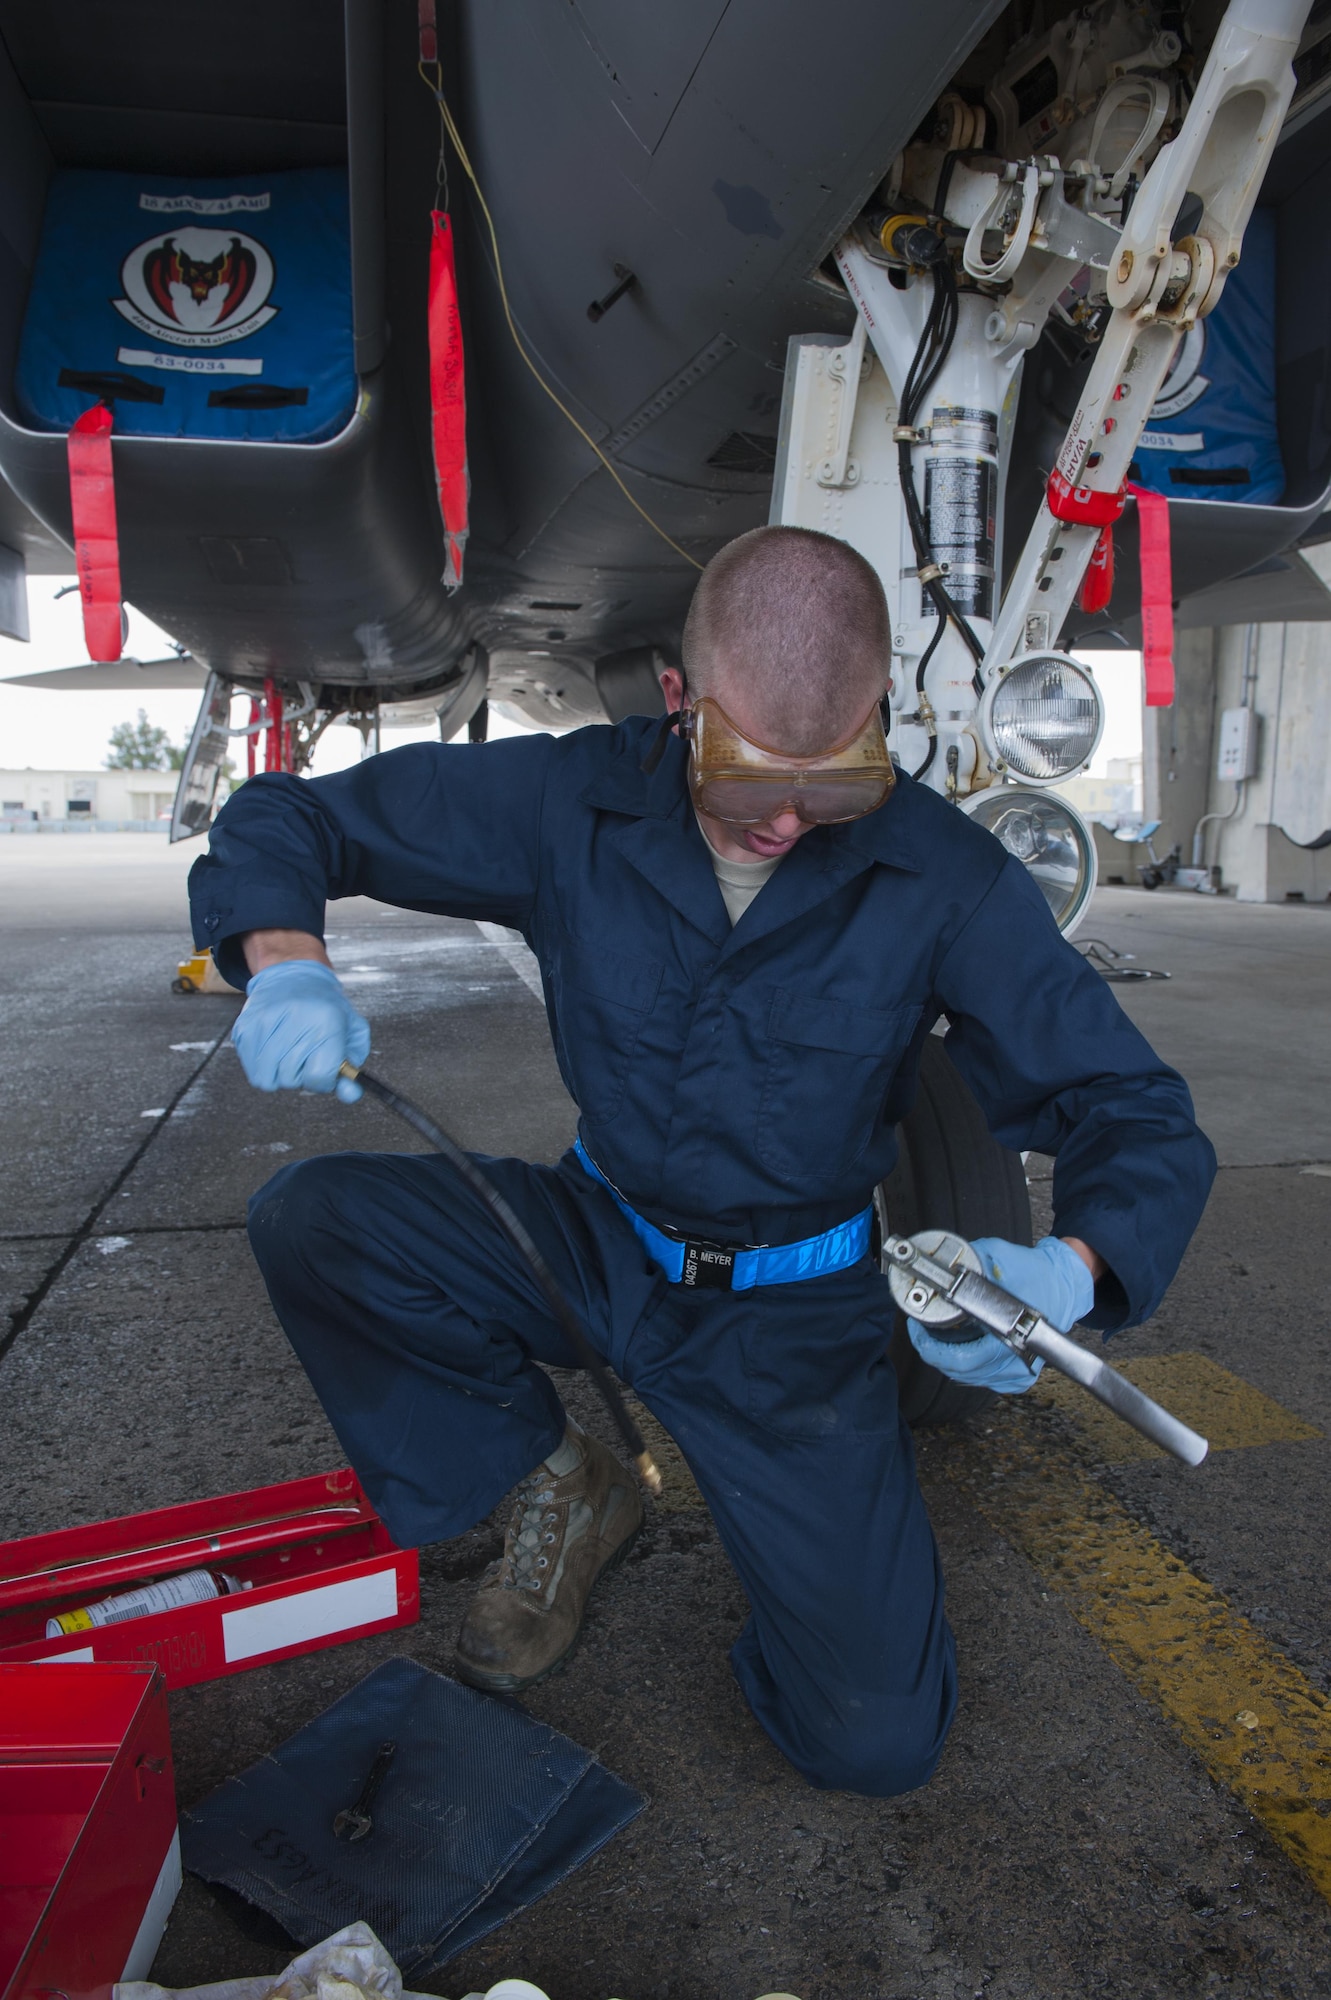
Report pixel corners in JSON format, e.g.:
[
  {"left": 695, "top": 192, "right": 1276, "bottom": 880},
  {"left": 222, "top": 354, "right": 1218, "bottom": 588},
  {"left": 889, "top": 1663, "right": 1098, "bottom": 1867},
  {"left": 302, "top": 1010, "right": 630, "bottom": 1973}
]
[{"left": 172, "top": 948, "right": 242, "bottom": 996}]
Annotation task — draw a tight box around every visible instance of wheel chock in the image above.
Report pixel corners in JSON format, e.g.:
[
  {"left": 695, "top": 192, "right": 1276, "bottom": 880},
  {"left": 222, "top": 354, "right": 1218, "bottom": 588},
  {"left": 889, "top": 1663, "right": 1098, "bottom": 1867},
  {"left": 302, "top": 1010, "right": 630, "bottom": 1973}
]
[{"left": 172, "top": 948, "right": 241, "bottom": 996}]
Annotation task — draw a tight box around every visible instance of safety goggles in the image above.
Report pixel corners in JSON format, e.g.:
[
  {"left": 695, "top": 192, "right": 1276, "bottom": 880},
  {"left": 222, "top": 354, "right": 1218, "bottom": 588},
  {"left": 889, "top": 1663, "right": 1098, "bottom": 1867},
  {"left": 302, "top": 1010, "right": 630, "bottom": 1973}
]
[{"left": 682, "top": 696, "right": 895, "bottom": 826}]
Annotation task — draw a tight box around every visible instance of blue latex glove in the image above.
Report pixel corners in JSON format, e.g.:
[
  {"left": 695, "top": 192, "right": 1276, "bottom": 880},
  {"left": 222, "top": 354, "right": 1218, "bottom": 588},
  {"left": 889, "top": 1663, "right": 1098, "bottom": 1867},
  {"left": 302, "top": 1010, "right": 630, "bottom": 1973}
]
[
  {"left": 906, "top": 1235, "right": 1096, "bottom": 1396},
  {"left": 231, "top": 959, "right": 371, "bottom": 1104}
]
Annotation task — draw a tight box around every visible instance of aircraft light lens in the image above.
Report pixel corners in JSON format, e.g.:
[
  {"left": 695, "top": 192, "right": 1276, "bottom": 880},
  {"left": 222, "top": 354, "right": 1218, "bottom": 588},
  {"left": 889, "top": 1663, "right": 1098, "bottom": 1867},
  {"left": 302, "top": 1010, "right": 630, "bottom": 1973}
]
[
  {"left": 982, "top": 653, "right": 1104, "bottom": 784},
  {"left": 962, "top": 787, "right": 1096, "bottom": 936}
]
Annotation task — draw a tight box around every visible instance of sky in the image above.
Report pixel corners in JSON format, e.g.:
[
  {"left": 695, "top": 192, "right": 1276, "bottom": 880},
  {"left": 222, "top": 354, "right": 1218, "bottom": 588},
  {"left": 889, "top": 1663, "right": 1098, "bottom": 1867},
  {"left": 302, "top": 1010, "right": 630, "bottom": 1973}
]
[
  {"left": 0, "top": 579, "right": 457, "bottom": 777},
  {"left": 0, "top": 575, "right": 1144, "bottom": 777}
]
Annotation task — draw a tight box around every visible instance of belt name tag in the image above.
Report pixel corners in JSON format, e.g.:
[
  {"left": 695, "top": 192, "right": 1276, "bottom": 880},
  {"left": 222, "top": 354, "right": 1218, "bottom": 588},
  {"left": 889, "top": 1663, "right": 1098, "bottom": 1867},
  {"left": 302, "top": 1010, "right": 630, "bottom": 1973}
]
[{"left": 681, "top": 1241, "right": 736, "bottom": 1290}]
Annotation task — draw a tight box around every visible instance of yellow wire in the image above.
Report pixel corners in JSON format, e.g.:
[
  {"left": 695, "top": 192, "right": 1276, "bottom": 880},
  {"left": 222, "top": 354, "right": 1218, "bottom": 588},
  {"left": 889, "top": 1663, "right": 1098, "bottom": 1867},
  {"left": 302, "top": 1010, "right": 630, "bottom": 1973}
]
[{"left": 419, "top": 61, "right": 705, "bottom": 572}]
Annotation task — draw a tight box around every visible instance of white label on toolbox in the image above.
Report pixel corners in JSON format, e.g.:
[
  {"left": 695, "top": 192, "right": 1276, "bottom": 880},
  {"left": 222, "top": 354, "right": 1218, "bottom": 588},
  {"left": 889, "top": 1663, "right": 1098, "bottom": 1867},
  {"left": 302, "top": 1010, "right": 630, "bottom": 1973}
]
[
  {"left": 118, "top": 347, "right": 265, "bottom": 377},
  {"left": 222, "top": 1567, "right": 399, "bottom": 1663},
  {"left": 36, "top": 1645, "right": 95, "bottom": 1662}
]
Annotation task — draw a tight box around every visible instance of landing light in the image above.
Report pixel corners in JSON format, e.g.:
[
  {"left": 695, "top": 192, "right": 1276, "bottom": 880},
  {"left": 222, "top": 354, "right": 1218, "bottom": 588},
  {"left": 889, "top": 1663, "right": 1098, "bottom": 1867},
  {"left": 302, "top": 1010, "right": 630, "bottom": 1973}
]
[
  {"left": 962, "top": 787, "right": 1097, "bottom": 937},
  {"left": 979, "top": 652, "right": 1105, "bottom": 785}
]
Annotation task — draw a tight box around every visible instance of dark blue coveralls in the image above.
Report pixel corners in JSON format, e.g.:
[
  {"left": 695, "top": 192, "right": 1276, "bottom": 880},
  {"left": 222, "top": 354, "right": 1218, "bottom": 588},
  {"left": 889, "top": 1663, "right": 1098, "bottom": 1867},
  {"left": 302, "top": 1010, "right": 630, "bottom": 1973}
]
[{"left": 189, "top": 720, "right": 1216, "bottom": 1796}]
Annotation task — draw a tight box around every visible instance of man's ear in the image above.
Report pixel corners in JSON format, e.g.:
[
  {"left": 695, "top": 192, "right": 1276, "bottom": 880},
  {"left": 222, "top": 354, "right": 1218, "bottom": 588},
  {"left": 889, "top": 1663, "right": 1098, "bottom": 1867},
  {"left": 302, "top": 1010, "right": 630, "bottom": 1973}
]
[{"left": 659, "top": 664, "right": 686, "bottom": 715}]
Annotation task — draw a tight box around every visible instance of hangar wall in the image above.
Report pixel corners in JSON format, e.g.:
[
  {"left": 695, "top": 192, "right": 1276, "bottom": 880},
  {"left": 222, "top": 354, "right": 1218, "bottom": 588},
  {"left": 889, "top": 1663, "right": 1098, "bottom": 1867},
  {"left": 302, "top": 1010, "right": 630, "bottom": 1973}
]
[{"left": 1141, "top": 616, "right": 1331, "bottom": 902}]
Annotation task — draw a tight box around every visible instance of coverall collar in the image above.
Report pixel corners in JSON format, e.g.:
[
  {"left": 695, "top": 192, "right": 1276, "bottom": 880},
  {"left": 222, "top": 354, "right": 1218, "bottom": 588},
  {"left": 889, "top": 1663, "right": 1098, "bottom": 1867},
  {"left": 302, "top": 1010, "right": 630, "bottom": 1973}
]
[{"left": 579, "top": 734, "right": 924, "bottom": 950}]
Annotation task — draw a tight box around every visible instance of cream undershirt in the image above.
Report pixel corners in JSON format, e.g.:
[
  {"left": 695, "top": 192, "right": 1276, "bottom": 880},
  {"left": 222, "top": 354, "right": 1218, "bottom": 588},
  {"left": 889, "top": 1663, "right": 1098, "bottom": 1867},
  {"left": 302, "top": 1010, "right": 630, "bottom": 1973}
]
[{"left": 698, "top": 819, "right": 783, "bottom": 926}]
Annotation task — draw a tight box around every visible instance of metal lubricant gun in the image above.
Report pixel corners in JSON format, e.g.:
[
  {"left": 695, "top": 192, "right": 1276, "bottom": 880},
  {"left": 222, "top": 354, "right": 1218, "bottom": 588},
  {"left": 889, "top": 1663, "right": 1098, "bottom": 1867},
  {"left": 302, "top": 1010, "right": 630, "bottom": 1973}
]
[{"left": 886, "top": 1231, "right": 1208, "bottom": 1467}]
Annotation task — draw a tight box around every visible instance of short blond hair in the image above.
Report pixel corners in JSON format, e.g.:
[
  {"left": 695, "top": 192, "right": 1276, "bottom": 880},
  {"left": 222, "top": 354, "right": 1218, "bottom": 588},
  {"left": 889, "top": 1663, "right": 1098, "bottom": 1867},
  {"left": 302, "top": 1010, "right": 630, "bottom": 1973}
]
[{"left": 681, "top": 526, "right": 891, "bottom": 751}]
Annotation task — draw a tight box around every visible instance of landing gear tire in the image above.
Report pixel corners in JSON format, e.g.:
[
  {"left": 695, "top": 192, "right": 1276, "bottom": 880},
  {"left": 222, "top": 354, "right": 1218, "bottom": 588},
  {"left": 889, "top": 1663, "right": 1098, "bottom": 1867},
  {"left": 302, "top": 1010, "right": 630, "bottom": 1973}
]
[{"left": 878, "top": 1034, "right": 1033, "bottom": 1427}]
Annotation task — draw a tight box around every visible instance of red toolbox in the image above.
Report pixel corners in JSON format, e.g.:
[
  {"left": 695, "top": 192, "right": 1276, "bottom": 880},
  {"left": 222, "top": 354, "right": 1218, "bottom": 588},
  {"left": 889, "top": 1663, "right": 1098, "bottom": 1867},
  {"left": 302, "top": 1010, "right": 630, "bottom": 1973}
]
[
  {"left": 0, "top": 1470, "right": 418, "bottom": 1688},
  {"left": 1, "top": 1661, "right": 180, "bottom": 1998}
]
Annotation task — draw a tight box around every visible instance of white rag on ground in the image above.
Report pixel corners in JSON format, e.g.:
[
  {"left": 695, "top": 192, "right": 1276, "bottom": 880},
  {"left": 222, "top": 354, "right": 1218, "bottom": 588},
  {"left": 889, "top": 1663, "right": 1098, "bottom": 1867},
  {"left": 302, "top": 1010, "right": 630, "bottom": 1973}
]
[
  {"left": 112, "top": 1916, "right": 802, "bottom": 2000},
  {"left": 113, "top": 1920, "right": 551, "bottom": 2000}
]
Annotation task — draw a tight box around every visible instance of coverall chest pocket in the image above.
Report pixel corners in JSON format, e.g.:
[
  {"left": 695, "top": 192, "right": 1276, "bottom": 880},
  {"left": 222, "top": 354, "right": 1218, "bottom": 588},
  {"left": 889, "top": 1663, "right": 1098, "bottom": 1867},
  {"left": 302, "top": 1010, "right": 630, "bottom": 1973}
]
[
  {"left": 755, "top": 990, "right": 916, "bottom": 1188},
  {"left": 549, "top": 928, "right": 663, "bottom": 1125}
]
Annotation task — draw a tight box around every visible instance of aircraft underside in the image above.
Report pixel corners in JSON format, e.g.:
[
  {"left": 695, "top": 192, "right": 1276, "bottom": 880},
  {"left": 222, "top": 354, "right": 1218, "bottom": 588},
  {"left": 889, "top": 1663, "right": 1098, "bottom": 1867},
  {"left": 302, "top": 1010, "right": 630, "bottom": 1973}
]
[{"left": 1, "top": 1, "right": 1330, "bottom": 772}]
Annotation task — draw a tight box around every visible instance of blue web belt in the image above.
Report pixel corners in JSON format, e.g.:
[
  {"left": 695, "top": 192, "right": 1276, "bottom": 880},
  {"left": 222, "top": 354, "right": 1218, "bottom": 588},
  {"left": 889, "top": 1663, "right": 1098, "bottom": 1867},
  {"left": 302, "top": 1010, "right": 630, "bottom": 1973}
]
[{"left": 574, "top": 1138, "right": 872, "bottom": 1292}]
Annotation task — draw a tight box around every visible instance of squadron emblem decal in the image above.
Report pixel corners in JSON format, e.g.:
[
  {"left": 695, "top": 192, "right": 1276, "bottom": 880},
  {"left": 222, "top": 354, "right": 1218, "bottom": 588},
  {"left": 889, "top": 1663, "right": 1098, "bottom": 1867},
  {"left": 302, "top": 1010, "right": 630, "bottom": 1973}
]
[
  {"left": 1150, "top": 323, "right": 1210, "bottom": 421},
  {"left": 113, "top": 225, "right": 278, "bottom": 346}
]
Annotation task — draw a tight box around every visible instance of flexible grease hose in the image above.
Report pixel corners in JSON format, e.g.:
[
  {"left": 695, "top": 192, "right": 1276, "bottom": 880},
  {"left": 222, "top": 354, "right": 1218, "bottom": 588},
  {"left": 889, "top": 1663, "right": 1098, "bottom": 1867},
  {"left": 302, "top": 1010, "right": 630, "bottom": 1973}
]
[{"left": 339, "top": 1061, "right": 662, "bottom": 1496}]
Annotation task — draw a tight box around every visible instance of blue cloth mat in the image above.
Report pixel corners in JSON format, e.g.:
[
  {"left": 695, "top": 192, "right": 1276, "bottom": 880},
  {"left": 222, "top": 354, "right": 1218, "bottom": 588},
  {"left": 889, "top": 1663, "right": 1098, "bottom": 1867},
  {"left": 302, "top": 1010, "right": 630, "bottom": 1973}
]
[{"left": 180, "top": 1658, "right": 646, "bottom": 1972}]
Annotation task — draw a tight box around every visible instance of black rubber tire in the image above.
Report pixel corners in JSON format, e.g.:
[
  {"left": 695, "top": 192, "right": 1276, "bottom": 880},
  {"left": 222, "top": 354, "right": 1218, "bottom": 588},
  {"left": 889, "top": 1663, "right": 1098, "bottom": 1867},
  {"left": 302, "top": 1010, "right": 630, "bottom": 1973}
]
[{"left": 878, "top": 1034, "right": 1033, "bottom": 1427}]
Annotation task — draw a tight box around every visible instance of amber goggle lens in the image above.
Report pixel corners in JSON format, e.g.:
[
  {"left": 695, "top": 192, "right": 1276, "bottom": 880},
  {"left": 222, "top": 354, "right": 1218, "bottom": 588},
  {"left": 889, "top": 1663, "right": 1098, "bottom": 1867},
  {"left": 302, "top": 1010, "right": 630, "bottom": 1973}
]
[{"left": 685, "top": 697, "right": 894, "bottom": 826}]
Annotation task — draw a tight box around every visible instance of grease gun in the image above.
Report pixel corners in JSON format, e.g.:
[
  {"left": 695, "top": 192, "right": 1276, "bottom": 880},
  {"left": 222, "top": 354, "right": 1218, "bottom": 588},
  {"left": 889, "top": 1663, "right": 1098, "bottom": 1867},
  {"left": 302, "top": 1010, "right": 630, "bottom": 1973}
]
[{"left": 886, "top": 1230, "right": 1208, "bottom": 1467}]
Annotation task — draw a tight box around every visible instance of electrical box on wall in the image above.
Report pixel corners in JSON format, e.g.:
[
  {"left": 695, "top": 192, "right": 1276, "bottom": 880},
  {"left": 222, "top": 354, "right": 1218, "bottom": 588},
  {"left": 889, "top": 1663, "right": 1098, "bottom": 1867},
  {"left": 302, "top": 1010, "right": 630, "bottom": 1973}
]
[{"left": 1217, "top": 707, "right": 1258, "bottom": 781}]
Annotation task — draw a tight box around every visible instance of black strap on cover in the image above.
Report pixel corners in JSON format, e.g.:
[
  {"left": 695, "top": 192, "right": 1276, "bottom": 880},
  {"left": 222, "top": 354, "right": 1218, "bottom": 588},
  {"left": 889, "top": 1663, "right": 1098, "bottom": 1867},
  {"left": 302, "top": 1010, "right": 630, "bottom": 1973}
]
[
  {"left": 207, "top": 384, "right": 310, "bottom": 409},
  {"left": 58, "top": 368, "right": 165, "bottom": 405}
]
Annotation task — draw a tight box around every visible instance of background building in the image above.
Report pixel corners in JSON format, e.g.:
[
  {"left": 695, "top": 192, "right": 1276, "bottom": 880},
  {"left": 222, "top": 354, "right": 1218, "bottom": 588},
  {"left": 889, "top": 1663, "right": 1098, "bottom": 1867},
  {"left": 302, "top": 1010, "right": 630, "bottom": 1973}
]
[
  {"left": 1140, "top": 614, "right": 1331, "bottom": 903},
  {"left": 1056, "top": 756, "right": 1144, "bottom": 825},
  {"left": 0, "top": 766, "right": 178, "bottom": 827}
]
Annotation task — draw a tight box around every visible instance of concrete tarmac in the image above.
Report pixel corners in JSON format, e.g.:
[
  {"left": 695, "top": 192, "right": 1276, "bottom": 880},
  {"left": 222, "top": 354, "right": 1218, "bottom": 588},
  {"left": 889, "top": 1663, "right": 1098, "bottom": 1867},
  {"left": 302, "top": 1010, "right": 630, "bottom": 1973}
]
[{"left": 2, "top": 836, "right": 1329, "bottom": 2000}]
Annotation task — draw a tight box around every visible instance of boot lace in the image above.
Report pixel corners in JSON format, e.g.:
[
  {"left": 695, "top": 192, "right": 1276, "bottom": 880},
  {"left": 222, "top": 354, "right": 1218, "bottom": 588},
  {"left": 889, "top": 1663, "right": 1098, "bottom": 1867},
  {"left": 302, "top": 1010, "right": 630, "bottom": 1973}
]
[{"left": 498, "top": 1472, "right": 560, "bottom": 1593}]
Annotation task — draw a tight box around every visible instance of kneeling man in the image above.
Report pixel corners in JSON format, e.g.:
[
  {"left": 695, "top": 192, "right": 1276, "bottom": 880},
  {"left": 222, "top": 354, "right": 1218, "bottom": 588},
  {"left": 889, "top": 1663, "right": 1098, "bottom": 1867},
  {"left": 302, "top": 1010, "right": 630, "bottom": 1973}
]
[{"left": 189, "top": 526, "right": 1214, "bottom": 1797}]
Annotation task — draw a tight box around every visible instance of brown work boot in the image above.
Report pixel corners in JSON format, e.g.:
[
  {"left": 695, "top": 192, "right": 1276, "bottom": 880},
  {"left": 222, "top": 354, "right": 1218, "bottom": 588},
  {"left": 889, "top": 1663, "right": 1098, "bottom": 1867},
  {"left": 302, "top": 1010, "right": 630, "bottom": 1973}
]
[{"left": 454, "top": 1426, "right": 643, "bottom": 1693}]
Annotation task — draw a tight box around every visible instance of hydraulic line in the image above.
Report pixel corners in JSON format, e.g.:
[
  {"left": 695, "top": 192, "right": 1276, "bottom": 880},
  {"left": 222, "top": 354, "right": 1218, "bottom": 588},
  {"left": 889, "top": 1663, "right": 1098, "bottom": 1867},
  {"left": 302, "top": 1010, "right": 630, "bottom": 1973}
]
[
  {"left": 894, "top": 262, "right": 988, "bottom": 712},
  {"left": 908, "top": 609, "right": 946, "bottom": 780},
  {"left": 339, "top": 1061, "right": 662, "bottom": 1496}
]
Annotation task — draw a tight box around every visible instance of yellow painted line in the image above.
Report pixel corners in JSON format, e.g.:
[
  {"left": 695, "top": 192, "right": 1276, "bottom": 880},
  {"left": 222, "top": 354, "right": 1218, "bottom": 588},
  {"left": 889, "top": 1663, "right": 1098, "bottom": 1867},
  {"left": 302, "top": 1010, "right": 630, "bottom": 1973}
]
[
  {"left": 1032, "top": 1349, "right": 1322, "bottom": 1463},
  {"left": 633, "top": 1358, "right": 1331, "bottom": 1900},
  {"left": 949, "top": 1407, "right": 1331, "bottom": 1902}
]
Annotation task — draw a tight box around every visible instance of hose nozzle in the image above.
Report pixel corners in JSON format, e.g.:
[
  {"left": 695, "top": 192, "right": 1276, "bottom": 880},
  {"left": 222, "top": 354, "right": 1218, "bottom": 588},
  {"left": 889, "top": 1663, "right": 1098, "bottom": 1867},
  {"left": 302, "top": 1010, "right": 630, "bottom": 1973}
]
[{"left": 636, "top": 1450, "right": 663, "bottom": 1497}]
